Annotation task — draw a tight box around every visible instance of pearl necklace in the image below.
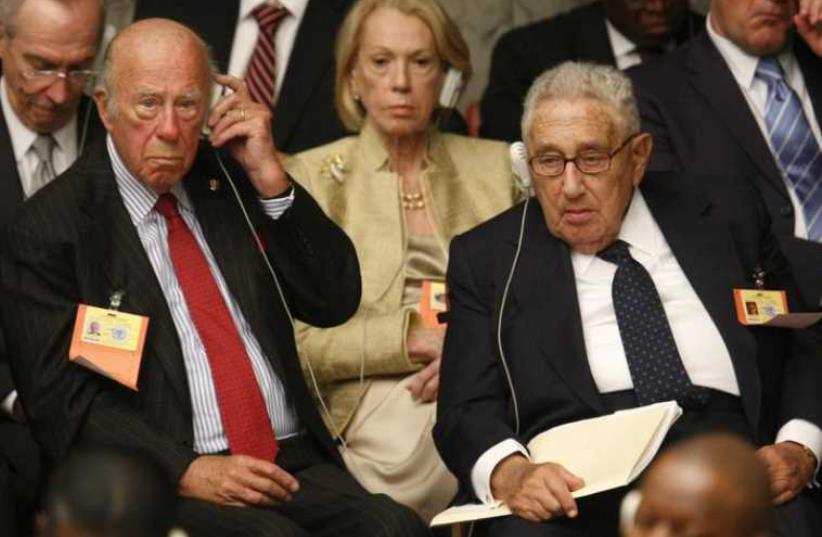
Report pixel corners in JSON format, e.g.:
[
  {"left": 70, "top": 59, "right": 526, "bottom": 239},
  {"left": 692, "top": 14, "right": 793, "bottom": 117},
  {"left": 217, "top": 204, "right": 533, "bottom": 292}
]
[{"left": 401, "top": 191, "right": 425, "bottom": 210}]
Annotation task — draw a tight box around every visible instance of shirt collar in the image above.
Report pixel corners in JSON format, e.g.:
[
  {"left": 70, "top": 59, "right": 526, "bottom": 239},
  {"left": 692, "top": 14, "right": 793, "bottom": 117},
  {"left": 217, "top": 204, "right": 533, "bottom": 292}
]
[
  {"left": 571, "top": 189, "right": 659, "bottom": 275},
  {"left": 605, "top": 20, "right": 637, "bottom": 60},
  {"left": 1, "top": 75, "right": 78, "bottom": 161},
  {"left": 706, "top": 11, "right": 795, "bottom": 90},
  {"left": 107, "top": 134, "right": 191, "bottom": 226},
  {"left": 239, "top": 0, "right": 307, "bottom": 20}
]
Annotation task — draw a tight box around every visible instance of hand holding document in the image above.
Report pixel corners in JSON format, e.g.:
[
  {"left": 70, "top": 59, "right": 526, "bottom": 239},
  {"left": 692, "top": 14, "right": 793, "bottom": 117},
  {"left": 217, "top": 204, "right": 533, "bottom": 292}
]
[{"left": 431, "top": 401, "right": 682, "bottom": 527}]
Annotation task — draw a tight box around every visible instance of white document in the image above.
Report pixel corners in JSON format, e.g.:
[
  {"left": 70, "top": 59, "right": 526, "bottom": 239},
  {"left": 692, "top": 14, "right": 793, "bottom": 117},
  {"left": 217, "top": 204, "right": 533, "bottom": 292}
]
[{"left": 431, "top": 401, "right": 682, "bottom": 527}]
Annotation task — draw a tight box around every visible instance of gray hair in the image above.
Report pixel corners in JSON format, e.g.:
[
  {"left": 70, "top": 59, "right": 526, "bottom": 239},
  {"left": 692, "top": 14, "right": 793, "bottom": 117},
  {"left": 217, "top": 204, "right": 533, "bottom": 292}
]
[
  {"left": 1, "top": 0, "right": 105, "bottom": 39},
  {"left": 520, "top": 61, "right": 641, "bottom": 147},
  {"left": 96, "top": 28, "right": 218, "bottom": 118}
]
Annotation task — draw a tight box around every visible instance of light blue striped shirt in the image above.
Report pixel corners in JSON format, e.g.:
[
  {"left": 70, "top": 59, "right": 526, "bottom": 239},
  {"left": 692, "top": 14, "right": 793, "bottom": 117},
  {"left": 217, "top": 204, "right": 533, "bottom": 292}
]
[{"left": 107, "top": 135, "right": 299, "bottom": 454}]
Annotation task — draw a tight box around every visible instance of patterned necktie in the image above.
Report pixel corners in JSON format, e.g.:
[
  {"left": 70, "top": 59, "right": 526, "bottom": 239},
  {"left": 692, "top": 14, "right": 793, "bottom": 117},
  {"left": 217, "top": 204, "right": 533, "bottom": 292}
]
[
  {"left": 29, "top": 134, "right": 56, "bottom": 196},
  {"left": 155, "top": 194, "right": 278, "bottom": 461},
  {"left": 246, "top": 2, "right": 289, "bottom": 106},
  {"left": 755, "top": 57, "right": 822, "bottom": 241},
  {"left": 598, "top": 240, "right": 708, "bottom": 407}
]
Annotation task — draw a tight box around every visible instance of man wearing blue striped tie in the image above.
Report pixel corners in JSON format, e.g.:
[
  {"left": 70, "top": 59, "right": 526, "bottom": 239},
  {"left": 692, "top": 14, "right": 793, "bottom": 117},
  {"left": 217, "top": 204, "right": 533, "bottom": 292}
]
[{"left": 629, "top": 0, "right": 822, "bottom": 309}]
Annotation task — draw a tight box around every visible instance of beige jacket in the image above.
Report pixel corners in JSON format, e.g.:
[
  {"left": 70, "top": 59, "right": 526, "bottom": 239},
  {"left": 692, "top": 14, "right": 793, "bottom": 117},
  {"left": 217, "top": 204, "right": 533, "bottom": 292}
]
[{"left": 285, "top": 123, "right": 521, "bottom": 434}]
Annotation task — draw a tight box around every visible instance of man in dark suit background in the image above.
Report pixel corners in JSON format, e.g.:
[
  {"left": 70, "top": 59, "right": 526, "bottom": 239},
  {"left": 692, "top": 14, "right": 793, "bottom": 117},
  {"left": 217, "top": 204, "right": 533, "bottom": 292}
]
[
  {"left": 435, "top": 62, "right": 822, "bottom": 537},
  {"left": 629, "top": 0, "right": 822, "bottom": 308},
  {"left": 0, "top": 18, "right": 428, "bottom": 537},
  {"left": 132, "top": 0, "right": 352, "bottom": 154},
  {"left": 480, "top": 0, "right": 701, "bottom": 142},
  {"left": 0, "top": 0, "right": 103, "bottom": 535}
]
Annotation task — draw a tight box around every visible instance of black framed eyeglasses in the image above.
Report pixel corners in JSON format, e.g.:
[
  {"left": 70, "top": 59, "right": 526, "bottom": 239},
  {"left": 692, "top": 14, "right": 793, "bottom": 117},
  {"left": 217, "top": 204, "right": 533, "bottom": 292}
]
[{"left": 528, "top": 133, "right": 640, "bottom": 178}]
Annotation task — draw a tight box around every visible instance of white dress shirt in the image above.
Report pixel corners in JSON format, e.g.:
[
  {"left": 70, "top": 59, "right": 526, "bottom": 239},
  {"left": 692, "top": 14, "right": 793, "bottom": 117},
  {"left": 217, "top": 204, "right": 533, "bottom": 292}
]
[
  {"left": 1, "top": 75, "right": 78, "bottom": 199},
  {"left": 605, "top": 21, "right": 644, "bottom": 70},
  {"left": 471, "top": 190, "right": 822, "bottom": 503},
  {"left": 223, "top": 0, "right": 308, "bottom": 106},
  {"left": 706, "top": 12, "right": 822, "bottom": 239},
  {"left": 108, "top": 135, "right": 299, "bottom": 454}
]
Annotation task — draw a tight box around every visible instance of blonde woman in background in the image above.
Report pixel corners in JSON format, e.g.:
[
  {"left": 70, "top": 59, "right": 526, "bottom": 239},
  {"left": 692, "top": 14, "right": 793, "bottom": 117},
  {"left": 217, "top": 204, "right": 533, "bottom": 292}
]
[{"left": 286, "top": 0, "right": 522, "bottom": 522}]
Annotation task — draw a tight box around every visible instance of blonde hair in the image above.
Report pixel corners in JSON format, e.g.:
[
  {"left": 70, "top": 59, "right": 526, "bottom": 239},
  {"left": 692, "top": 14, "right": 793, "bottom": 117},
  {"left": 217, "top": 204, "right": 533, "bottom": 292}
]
[{"left": 335, "top": 0, "right": 471, "bottom": 132}]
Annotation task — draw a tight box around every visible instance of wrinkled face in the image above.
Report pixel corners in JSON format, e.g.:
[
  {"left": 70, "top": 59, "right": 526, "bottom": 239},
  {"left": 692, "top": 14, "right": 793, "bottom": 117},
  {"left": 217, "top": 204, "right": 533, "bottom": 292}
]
[
  {"left": 527, "top": 98, "right": 651, "bottom": 255},
  {"left": 96, "top": 36, "right": 209, "bottom": 193},
  {"left": 350, "top": 7, "right": 444, "bottom": 139},
  {"left": 605, "top": 0, "right": 691, "bottom": 47},
  {"left": 711, "top": 0, "right": 796, "bottom": 56},
  {"left": 0, "top": 0, "right": 101, "bottom": 133}
]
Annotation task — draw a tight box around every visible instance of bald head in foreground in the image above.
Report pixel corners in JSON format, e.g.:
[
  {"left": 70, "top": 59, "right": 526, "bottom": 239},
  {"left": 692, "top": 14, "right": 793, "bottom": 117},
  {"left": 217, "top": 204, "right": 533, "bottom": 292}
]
[
  {"left": 626, "top": 434, "right": 771, "bottom": 537},
  {"left": 0, "top": 17, "right": 428, "bottom": 537}
]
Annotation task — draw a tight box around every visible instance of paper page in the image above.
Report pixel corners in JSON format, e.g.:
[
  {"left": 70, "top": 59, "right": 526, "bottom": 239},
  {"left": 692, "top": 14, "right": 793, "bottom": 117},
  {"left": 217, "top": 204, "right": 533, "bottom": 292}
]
[
  {"left": 623, "top": 402, "right": 682, "bottom": 481},
  {"left": 430, "top": 502, "right": 511, "bottom": 527},
  {"left": 526, "top": 402, "right": 681, "bottom": 498},
  {"left": 762, "top": 312, "right": 822, "bottom": 328}
]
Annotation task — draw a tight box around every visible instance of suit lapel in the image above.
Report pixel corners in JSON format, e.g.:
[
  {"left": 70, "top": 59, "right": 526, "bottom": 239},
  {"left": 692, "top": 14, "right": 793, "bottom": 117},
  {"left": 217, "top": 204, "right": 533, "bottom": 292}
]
[
  {"left": 183, "top": 156, "right": 288, "bottom": 379},
  {"left": 82, "top": 146, "right": 190, "bottom": 406},
  {"left": 796, "top": 39, "right": 822, "bottom": 132},
  {"left": 686, "top": 34, "right": 787, "bottom": 201},
  {"left": 575, "top": 5, "right": 617, "bottom": 65},
  {"left": 641, "top": 174, "right": 761, "bottom": 428},
  {"left": 426, "top": 133, "right": 482, "bottom": 244},
  {"left": 0, "top": 105, "right": 24, "bottom": 227},
  {"left": 274, "top": 0, "right": 345, "bottom": 148},
  {"left": 509, "top": 202, "right": 605, "bottom": 414}
]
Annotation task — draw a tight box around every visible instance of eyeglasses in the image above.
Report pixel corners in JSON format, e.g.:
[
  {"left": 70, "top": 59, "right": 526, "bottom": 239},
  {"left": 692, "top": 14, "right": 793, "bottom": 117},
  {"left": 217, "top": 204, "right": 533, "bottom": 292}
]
[
  {"left": 20, "top": 68, "right": 96, "bottom": 88},
  {"left": 528, "top": 134, "right": 639, "bottom": 178}
]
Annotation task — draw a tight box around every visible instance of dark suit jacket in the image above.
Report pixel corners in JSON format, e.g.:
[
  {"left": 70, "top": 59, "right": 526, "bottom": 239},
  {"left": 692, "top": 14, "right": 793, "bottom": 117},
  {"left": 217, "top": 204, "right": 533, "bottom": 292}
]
[
  {"left": 0, "top": 95, "right": 102, "bottom": 404},
  {"left": 434, "top": 171, "right": 822, "bottom": 497},
  {"left": 133, "top": 0, "right": 352, "bottom": 154},
  {"left": 479, "top": 3, "right": 703, "bottom": 142},
  {"left": 629, "top": 32, "right": 822, "bottom": 308},
  {"left": 0, "top": 139, "right": 361, "bottom": 482}
]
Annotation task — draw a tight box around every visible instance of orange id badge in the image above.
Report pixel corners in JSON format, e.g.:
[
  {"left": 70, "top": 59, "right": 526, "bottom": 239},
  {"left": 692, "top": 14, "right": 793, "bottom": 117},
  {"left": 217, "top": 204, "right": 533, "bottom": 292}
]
[
  {"left": 68, "top": 305, "right": 149, "bottom": 390},
  {"left": 733, "top": 289, "right": 788, "bottom": 325},
  {"left": 419, "top": 280, "right": 448, "bottom": 328}
]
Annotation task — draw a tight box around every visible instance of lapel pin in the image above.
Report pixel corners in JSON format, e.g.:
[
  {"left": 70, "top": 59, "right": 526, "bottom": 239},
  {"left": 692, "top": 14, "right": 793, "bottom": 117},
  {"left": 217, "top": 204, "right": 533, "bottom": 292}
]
[
  {"left": 209, "top": 178, "right": 220, "bottom": 192},
  {"left": 108, "top": 290, "right": 124, "bottom": 312}
]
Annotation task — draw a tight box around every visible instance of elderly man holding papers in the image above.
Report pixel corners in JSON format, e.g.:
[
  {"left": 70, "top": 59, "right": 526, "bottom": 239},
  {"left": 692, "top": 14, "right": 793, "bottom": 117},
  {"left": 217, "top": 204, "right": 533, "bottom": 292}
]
[{"left": 434, "top": 62, "right": 822, "bottom": 537}]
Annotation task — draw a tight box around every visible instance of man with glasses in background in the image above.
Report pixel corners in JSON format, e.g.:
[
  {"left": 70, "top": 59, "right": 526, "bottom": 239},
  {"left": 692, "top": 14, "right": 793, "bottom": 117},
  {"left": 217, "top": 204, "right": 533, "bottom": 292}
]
[
  {"left": 435, "top": 61, "right": 822, "bottom": 537},
  {"left": 0, "top": 1, "right": 103, "bottom": 535}
]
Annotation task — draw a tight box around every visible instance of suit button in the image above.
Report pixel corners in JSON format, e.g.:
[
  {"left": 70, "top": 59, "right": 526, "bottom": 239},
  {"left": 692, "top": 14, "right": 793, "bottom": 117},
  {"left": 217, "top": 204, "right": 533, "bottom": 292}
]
[{"left": 779, "top": 206, "right": 793, "bottom": 217}]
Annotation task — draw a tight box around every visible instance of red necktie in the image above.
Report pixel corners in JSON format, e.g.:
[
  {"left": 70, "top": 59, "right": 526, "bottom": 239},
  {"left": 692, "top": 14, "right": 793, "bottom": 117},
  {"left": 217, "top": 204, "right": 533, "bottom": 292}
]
[
  {"left": 246, "top": 3, "right": 289, "bottom": 106},
  {"left": 155, "top": 193, "right": 278, "bottom": 461}
]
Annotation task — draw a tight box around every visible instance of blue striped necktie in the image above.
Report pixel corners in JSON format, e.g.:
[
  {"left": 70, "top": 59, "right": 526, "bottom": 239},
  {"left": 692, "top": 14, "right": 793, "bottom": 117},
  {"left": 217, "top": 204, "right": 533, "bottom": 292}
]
[{"left": 754, "top": 57, "right": 822, "bottom": 241}]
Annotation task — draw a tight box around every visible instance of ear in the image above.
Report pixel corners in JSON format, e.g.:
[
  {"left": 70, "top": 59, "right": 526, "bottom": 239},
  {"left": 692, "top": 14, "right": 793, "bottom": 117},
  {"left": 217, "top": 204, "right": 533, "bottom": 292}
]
[
  {"left": 629, "top": 132, "right": 653, "bottom": 187},
  {"left": 93, "top": 88, "right": 114, "bottom": 132}
]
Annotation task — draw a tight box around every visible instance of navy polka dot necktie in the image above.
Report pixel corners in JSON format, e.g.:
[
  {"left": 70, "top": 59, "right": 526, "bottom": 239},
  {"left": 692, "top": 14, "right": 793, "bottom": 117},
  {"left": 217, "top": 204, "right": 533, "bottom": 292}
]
[{"left": 597, "top": 240, "right": 708, "bottom": 408}]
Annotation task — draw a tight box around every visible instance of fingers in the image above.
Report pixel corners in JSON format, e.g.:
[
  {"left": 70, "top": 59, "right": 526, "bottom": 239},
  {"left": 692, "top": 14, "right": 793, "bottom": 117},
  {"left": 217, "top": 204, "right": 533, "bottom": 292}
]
[
  {"left": 407, "top": 360, "right": 439, "bottom": 401},
  {"left": 246, "top": 457, "right": 300, "bottom": 494},
  {"left": 506, "top": 463, "right": 579, "bottom": 522},
  {"left": 208, "top": 91, "right": 244, "bottom": 129}
]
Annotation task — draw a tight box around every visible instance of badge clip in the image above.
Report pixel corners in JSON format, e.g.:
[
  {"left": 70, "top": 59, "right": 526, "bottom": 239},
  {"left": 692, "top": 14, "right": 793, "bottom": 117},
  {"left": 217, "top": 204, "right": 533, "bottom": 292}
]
[
  {"left": 752, "top": 266, "right": 766, "bottom": 289},
  {"left": 108, "top": 290, "right": 124, "bottom": 313}
]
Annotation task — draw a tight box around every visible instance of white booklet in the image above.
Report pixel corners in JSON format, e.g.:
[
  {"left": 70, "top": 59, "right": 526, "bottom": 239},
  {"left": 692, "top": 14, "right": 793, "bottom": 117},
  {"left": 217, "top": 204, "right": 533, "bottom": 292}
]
[{"left": 431, "top": 401, "right": 683, "bottom": 527}]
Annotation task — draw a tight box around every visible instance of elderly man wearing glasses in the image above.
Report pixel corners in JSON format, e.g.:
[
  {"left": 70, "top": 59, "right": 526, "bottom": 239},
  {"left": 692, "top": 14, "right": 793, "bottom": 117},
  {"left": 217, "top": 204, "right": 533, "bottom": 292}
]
[
  {"left": 434, "top": 61, "right": 822, "bottom": 537},
  {"left": 0, "top": 0, "right": 103, "bottom": 535}
]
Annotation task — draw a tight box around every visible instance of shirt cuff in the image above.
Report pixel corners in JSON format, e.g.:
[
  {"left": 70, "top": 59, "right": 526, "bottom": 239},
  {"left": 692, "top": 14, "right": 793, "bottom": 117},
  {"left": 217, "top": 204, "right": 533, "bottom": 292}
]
[
  {"left": 2, "top": 390, "right": 17, "bottom": 418},
  {"left": 470, "top": 438, "right": 529, "bottom": 504},
  {"left": 259, "top": 186, "right": 295, "bottom": 220},
  {"left": 776, "top": 418, "right": 822, "bottom": 486}
]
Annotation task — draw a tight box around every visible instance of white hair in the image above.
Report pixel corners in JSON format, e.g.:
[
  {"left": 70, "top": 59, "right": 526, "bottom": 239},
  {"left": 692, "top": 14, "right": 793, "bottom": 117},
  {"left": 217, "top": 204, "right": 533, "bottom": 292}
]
[{"left": 520, "top": 61, "right": 641, "bottom": 148}]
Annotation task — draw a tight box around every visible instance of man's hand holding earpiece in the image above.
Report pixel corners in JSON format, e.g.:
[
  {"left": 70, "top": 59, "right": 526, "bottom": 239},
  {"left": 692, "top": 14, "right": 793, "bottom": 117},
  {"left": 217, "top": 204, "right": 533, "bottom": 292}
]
[
  {"left": 208, "top": 73, "right": 291, "bottom": 198},
  {"left": 796, "top": 0, "right": 822, "bottom": 56}
]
